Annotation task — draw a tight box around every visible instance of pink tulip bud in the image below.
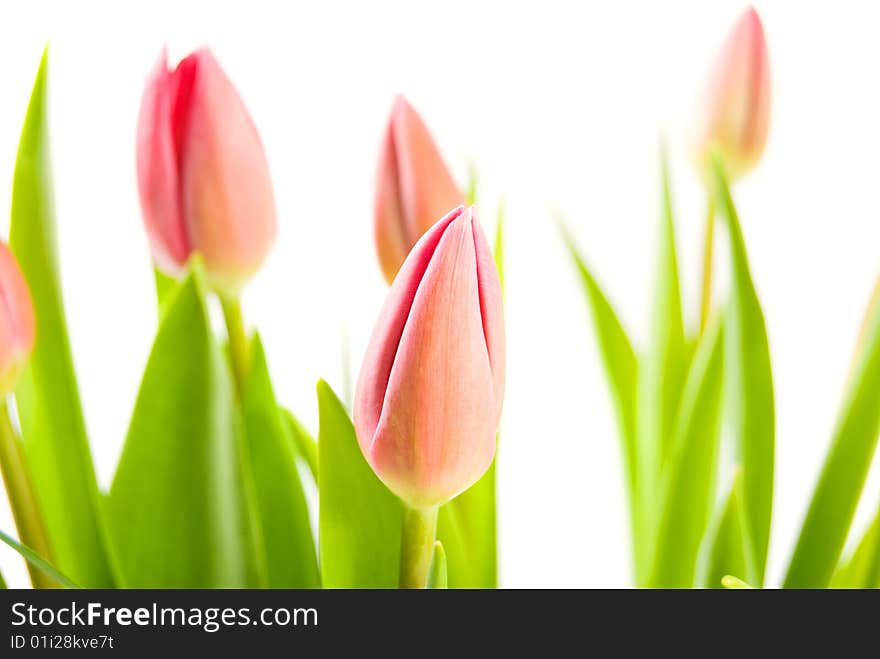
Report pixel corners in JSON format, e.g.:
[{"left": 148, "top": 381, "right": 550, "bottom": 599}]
[
  {"left": 692, "top": 7, "right": 770, "bottom": 180},
  {"left": 0, "top": 242, "right": 35, "bottom": 396},
  {"left": 136, "top": 48, "right": 276, "bottom": 296},
  {"left": 374, "top": 95, "right": 464, "bottom": 284},
  {"left": 354, "top": 206, "right": 505, "bottom": 509}
]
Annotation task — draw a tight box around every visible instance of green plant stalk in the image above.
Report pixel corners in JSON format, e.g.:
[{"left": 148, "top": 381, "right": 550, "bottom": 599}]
[
  {"left": 699, "top": 193, "right": 716, "bottom": 334},
  {"left": 399, "top": 506, "right": 439, "bottom": 588},
  {"left": 0, "top": 401, "right": 55, "bottom": 588},
  {"left": 221, "top": 296, "right": 250, "bottom": 396}
]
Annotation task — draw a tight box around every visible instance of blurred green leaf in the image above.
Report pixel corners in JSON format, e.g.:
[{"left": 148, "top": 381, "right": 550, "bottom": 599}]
[
  {"left": 721, "top": 575, "right": 754, "bottom": 589},
  {"left": 243, "top": 336, "right": 319, "bottom": 588},
  {"left": 427, "top": 541, "right": 448, "bottom": 589},
  {"left": 105, "top": 267, "right": 249, "bottom": 587},
  {"left": 317, "top": 380, "right": 402, "bottom": 587},
  {"left": 282, "top": 408, "right": 318, "bottom": 482},
  {"left": 0, "top": 568, "right": 5, "bottom": 589},
  {"left": 632, "top": 151, "right": 688, "bottom": 583},
  {"left": 712, "top": 158, "right": 775, "bottom": 587},
  {"left": 559, "top": 221, "right": 639, "bottom": 534},
  {"left": 649, "top": 317, "right": 725, "bottom": 587},
  {"left": 785, "top": 283, "right": 880, "bottom": 587},
  {"left": 832, "top": 503, "right": 880, "bottom": 588},
  {"left": 437, "top": 462, "right": 497, "bottom": 587},
  {"left": 0, "top": 528, "right": 79, "bottom": 589},
  {"left": 701, "top": 474, "right": 748, "bottom": 589},
  {"left": 9, "top": 48, "right": 113, "bottom": 588}
]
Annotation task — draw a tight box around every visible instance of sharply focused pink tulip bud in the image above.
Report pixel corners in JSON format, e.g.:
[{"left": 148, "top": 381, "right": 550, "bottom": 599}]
[
  {"left": 354, "top": 206, "right": 504, "bottom": 509},
  {"left": 0, "top": 242, "right": 36, "bottom": 396},
  {"left": 374, "top": 95, "right": 464, "bottom": 284},
  {"left": 692, "top": 7, "right": 770, "bottom": 180},
  {"left": 136, "top": 48, "right": 276, "bottom": 296}
]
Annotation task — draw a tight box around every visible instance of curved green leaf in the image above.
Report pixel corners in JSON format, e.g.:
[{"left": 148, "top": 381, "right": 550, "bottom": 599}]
[
  {"left": 712, "top": 158, "right": 775, "bottom": 586},
  {"left": 243, "top": 336, "right": 319, "bottom": 588},
  {"left": 0, "top": 528, "right": 79, "bottom": 589},
  {"left": 832, "top": 503, "right": 880, "bottom": 588},
  {"left": 9, "top": 48, "right": 113, "bottom": 587},
  {"left": 785, "top": 282, "right": 880, "bottom": 587},
  {"left": 559, "top": 221, "right": 639, "bottom": 512},
  {"left": 427, "top": 541, "right": 448, "bottom": 589},
  {"left": 649, "top": 317, "right": 725, "bottom": 587},
  {"left": 282, "top": 408, "right": 318, "bottom": 482},
  {"left": 437, "top": 461, "right": 496, "bottom": 588},
  {"left": 701, "top": 473, "right": 748, "bottom": 589},
  {"left": 317, "top": 380, "right": 402, "bottom": 587},
  {"left": 105, "top": 267, "right": 249, "bottom": 587},
  {"left": 631, "top": 150, "right": 688, "bottom": 584}
]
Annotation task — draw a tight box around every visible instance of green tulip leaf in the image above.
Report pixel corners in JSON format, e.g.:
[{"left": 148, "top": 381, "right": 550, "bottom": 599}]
[
  {"left": 559, "top": 220, "right": 639, "bottom": 531},
  {"left": 317, "top": 380, "right": 403, "bottom": 587},
  {"left": 242, "top": 335, "right": 319, "bottom": 588},
  {"left": 649, "top": 316, "right": 725, "bottom": 587},
  {"left": 437, "top": 461, "right": 497, "bottom": 588},
  {"left": 427, "top": 541, "right": 448, "bottom": 589},
  {"left": 712, "top": 158, "right": 775, "bottom": 587},
  {"left": 282, "top": 408, "right": 318, "bottom": 483},
  {"left": 0, "top": 527, "right": 79, "bottom": 589},
  {"left": 105, "top": 266, "right": 249, "bottom": 587},
  {"left": 701, "top": 473, "right": 749, "bottom": 589},
  {"left": 832, "top": 503, "right": 880, "bottom": 588},
  {"left": 9, "top": 48, "right": 113, "bottom": 588},
  {"left": 785, "top": 283, "right": 880, "bottom": 587}
]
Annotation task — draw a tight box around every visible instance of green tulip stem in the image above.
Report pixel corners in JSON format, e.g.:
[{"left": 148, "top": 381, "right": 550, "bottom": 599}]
[
  {"left": 699, "top": 191, "right": 716, "bottom": 334},
  {"left": 399, "top": 505, "right": 439, "bottom": 588},
  {"left": 221, "top": 296, "right": 250, "bottom": 396},
  {"left": 0, "top": 399, "right": 55, "bottom": 588}
]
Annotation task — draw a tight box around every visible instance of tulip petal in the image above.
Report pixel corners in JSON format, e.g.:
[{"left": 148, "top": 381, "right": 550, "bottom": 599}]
[
  {"left": 354, "top": 207, "right": 463, "bottom": 451},
  {"left": 471, "top": 211, "right": 505, "bottom": 418},
  {"left": 370, "top": 208, "right": 497, "bottom": 508},
  {"left": 136, "top": 49, "right": 190, "bottom": 273},
  {"left": 179, "top": 49, "right": 277, "bottom": 293}
]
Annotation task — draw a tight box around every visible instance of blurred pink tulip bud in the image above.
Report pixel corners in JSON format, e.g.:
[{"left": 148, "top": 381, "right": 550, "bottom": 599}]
[
  {"left": 136, "top": 47, "right": 276, "bottom": 296},
  {"left": 0, "top": 242, "right": 35, "bottom": 396},
  {"left": 692, "top": 7, "right": 770, "bottom": 180},
  {"left": 374, "top": 95, "right": 464, "bottom": 284},
  {"left": 354, "top": 206, "right": 505, "bottom": 509}
]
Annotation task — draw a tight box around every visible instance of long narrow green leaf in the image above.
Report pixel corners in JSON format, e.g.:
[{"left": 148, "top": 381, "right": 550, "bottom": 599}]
[
  {"left": 318, "top": 380, "right": 402, "bottom": 587},
  {"left": 712, "top": 158, "right": 775, "bottom": 586},
  {"left": 243, "top": 336, "right": 319, "bottom": 588},
  {"left": 437, "top": 462, "right": 496, "bottom": 587},
  {"left": 701, "top": 473, "right": 749, "bottom": 588},
  {"left": 559, "top": 222, "right": 639, "bottom": 512},
  {"left": 105, "top": 266, "right": 249, "bottom": 587},
  {"left": 832, "top": 502, "right": 880, "bottom": 588},
  {"left": 9, "top": 48, "right": 113, "bottom": 587},
  {"left": 282, "top": 408, "right": 318, "bottom": 482},
  {"left": 631, "top": 150, "right": 688, "bottom": 584},
  {"left": 0, "top": 528, "right": 79, "bottom": 589},
  {"left": 0, "top": 567, "right": 5, "bottom": 589},
  {"left": 649, "top": 317, "right": 725, "bottom": 587},
  {"left": 785, "top": 281, "right": 880, "bottom": 587}
]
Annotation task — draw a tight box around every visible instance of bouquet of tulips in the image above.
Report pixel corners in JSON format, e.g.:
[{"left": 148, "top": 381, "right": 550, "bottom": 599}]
[{"left": 0, "top": 6, "right": 878, "bottom": 591}]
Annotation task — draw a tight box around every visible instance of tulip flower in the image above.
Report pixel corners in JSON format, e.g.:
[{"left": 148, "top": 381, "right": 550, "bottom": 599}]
[
  {"left": 136, "top": 47, "right": 276, "bottom": 297},
  {"left": 374, "top": 95, "right": 464, "bottom": 284},
  {"left": 354, "top": 205, "right": 504, "bottom": 587},
  {"left": 0, "top": 241, "right": 35, "bottom": 396},
  {"left": 692, "top": 7, "right": 770, "bottom": 181}
]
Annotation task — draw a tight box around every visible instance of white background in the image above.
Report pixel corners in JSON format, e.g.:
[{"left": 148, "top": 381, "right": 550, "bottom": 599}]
[{"left": 0, "top": 0, "right": 879, "bottom": 588}]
